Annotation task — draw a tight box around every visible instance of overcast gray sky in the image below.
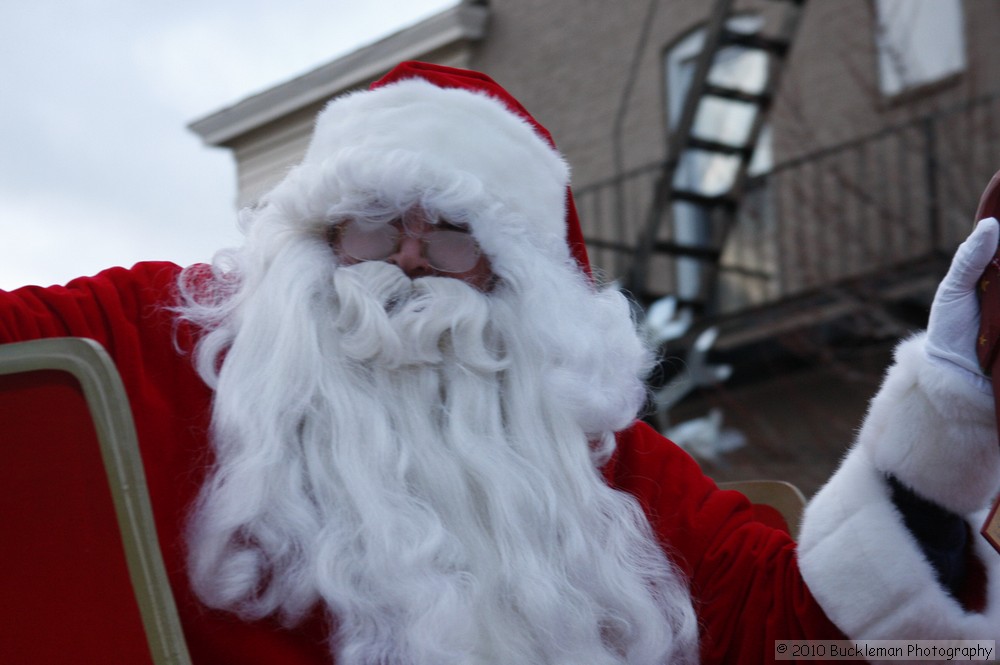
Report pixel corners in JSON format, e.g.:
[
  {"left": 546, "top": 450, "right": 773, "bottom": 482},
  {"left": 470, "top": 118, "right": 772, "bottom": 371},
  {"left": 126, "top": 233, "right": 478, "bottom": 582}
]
[{"left": 0, "top": 1, "right": 456, "bottom": 289}]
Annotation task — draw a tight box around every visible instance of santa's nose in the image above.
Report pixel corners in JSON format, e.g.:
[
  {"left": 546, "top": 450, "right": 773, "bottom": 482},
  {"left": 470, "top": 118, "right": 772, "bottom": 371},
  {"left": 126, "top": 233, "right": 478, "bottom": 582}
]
[{"left": 387, "top": 235, "right": 434, "bottom": 279}]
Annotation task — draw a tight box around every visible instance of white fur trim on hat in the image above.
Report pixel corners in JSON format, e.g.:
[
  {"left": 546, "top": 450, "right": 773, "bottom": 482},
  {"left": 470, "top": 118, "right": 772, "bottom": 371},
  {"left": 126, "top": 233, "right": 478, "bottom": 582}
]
[{"left": 284, "top": 79, "right": 570, "bottom": 254}]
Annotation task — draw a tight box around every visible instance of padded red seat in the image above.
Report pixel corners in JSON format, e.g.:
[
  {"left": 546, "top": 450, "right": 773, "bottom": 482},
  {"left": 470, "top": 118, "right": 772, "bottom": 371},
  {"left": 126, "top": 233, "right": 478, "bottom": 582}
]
[{"left": 0, "top": 338, "right": 189, "bottom": 665}]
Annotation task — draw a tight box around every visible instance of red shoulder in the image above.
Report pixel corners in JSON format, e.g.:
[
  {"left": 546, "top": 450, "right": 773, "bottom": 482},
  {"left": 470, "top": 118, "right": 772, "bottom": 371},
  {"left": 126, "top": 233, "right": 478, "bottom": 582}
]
[{"left": 606, "top": 421, "right": 843, "bottom": 661}]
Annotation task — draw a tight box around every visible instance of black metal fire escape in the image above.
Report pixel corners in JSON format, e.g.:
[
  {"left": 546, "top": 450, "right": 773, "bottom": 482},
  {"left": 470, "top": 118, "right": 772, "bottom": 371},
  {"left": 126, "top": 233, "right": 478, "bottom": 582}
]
[{"left": 625, "top": 0, "right": 807, "bottom": 312}]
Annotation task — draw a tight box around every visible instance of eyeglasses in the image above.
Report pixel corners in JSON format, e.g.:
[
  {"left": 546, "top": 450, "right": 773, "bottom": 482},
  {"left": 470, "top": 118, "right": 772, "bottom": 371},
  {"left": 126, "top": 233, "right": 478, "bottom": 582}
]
[{"left": 329, "top": 210, "right": 483, "bottom": 274}]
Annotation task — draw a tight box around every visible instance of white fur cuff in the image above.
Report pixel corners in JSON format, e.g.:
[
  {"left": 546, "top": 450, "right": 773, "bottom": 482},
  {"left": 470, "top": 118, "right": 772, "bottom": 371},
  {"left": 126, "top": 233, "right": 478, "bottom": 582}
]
[
  {"left": 864, "top": 333, "right": 999, "bottom": 515},
  {"left": 798, "top": 450, "right": 1000, "bottom": 648}
]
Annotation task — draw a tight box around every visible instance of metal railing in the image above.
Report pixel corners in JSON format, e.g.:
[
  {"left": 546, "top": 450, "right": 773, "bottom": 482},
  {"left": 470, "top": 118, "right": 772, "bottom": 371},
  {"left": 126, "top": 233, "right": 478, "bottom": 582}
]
[{"left": 574, "top": 92, "right": 1000, "bottom": 315}]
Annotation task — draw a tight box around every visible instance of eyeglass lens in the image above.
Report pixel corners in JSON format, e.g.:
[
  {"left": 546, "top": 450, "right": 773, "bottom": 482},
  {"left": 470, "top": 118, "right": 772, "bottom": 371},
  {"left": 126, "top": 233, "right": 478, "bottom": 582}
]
[{"left": 335, "top": 216, "right": 482, "bottom": 273}]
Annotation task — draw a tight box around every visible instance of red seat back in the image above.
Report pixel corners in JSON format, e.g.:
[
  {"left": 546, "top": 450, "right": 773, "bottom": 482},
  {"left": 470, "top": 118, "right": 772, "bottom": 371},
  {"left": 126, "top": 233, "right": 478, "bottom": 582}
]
[{"left": 0, "top": 338, "right": 190, "bottom": 665}]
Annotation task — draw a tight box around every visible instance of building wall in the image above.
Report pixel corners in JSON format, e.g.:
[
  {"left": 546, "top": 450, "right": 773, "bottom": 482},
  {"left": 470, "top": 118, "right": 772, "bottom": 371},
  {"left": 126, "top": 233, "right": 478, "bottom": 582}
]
[
  {"left": 207, "top": 1, "right": 1000, "bottom": 213},
  {"left": 459, "top": 1, "right": 1000, "bottom": 280},
  {"left": 454, "top": 1, "right": 878, "bottom": 290},
  {"left": 465, "top": 0, "right": 704, "bottom": 189},
  {"left": 207, "top": 1, "right": 1000, "bottom": 257}
]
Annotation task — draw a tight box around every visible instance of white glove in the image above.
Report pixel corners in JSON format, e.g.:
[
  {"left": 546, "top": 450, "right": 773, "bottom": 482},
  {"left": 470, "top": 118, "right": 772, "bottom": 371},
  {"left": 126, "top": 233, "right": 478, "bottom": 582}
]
[{"left": 925, "top": 217, "right": 1000, "bottom": 394}]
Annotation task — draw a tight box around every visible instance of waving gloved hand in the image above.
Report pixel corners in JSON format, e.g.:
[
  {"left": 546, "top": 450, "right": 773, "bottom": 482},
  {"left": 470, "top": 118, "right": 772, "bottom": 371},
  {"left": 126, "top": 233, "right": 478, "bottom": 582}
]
[
  {"left": 856, "top": 216, "right": 1000, "bottom": 516},
  {"left": 797, "top": 216, "right": 1000, "bottom": 643},
  {"left": 924, "top": 217, "right": 1000, "bottom": 394}
]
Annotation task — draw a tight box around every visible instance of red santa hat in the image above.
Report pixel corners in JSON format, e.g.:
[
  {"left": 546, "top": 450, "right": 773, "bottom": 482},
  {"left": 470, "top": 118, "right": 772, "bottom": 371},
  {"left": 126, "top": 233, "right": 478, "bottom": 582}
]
[{"left": 294, "top": 60, "right": 592, "bottom": 277}]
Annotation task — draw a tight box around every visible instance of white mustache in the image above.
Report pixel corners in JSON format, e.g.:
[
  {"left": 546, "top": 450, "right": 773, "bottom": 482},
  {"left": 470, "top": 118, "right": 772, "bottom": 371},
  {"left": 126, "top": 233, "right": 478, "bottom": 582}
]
[{"left": 331, "top": 261, "right": 507, "bottom": 371}]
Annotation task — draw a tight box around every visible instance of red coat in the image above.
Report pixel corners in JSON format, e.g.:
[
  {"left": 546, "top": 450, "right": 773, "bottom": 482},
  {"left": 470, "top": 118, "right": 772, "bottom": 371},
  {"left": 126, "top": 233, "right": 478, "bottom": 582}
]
[{"left": 0, "top": 262, "right": 842, "bottom": 664}]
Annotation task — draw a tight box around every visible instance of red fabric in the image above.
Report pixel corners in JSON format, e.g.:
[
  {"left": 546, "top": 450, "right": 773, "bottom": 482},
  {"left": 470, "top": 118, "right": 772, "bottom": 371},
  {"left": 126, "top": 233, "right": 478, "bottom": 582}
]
[
  {"left": 960, "top": 530, "right": 989, "bottom": 612},
  {"left": 1, "top": 369, "right": 155, "bottom": 664},
  {"left": 372, "top": 62, "right": 592, "bottom": 278},
  {"left": 0, "top": 264, "right": 846, "bottom": 664},
  {"left": 606, "top": 423, "right": 844, "bottom": 662}
]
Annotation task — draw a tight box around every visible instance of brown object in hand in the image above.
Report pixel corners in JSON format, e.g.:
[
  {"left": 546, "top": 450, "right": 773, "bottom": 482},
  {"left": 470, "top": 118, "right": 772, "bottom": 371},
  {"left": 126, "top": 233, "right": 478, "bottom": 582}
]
[
  {"left": 974, "top": 169, "right": 1000, "bottom": 556},
  {"left": 975, "top": 170, "right": 1000, "bottom": 376},
  {"left": 985, "top": 501, "right": 1000, "bottom": 557}
]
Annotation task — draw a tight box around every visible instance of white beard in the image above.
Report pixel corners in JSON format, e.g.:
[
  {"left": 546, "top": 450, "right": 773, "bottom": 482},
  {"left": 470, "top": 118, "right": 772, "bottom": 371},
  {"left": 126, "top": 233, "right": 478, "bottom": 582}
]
[{"left": 180, "top": 238, "right": 698, "bottom": 665}]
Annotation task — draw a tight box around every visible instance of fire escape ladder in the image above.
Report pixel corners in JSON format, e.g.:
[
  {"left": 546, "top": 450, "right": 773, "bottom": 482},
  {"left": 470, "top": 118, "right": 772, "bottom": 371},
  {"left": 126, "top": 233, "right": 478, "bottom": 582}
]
[{"left": 626, "top": 0, "right": 807, "bottom": 311}]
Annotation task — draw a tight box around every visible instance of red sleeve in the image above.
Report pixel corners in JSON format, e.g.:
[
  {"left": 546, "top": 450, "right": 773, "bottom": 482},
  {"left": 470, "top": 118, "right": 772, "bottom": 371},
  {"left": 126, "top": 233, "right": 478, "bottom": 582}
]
[
  {"left": 606, "top": 421, "right": 846, "bottom": 664},
  {"left": 0, "top": 262, "right": 184, "bottom": 347}
]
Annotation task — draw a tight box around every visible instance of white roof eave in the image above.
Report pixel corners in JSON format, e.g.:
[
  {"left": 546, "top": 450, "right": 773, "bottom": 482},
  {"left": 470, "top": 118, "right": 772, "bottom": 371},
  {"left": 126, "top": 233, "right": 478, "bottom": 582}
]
[{"left": 188, "top": 2, "right": 489, "bottom": 147}]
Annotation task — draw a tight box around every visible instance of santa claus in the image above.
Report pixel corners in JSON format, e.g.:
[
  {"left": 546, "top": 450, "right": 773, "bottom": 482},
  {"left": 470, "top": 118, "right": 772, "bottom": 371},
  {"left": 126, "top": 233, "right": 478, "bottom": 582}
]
[{"left": 1, "top": 62, "right": 998, "bottom": 664}]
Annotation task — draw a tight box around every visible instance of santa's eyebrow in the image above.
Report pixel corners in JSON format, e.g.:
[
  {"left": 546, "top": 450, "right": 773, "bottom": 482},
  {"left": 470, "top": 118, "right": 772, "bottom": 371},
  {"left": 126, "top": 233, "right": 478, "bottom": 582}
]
[{"left": 434, "top": 219, "right": 472, "bottom": 233}]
